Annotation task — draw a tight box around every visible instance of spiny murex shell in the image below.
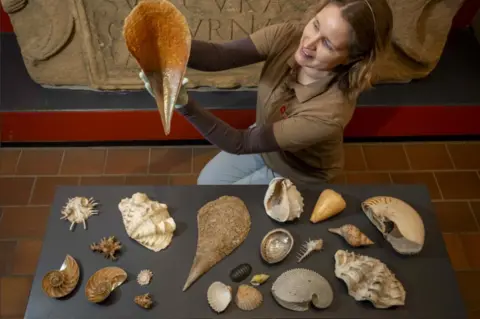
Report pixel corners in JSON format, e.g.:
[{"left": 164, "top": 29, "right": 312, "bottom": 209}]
[
  {"left": 207, "top": 281, "right": 232, "bottom": 313},
  {"left": 85, "top": 266, "right": 127, "bottom": 303},
  {"left": 271, "top": 268, "right": 334, "bottom": 311},
  {"left": 118, "top": 192, "right": 176, "bottom": 252},
  {"left": 183, "top": 196, "right": 251, "bottom": 291},
  {"left": 41, "top": 254, "right": 80, "bottom": 298},
  {"left": 264, "top": 177, "right": 304, "bottom": 222},
  {"left": 60, "top": 197, "right": 98, "bottom": 231},
  {"left": 235, "top": 284, "right": 263, "bottom": 311},
  {"left": 260, "top": 228, "right": 294, "bottom": 264},
  {"left": 361, "top": 196, "right": 425, "bottom": 255},
  {"left": 334, "top": 250, "right": 406, "bottom": 308}
]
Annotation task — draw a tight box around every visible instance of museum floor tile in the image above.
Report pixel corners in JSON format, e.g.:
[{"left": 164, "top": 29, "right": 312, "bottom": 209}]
[{"left": 0, "top": 141, "right": 479, "bottom": 318}]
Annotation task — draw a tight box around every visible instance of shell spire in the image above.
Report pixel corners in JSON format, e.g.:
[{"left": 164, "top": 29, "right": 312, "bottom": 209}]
[{"left": 328, "top": 224, "right": 374, "bottom": 247}]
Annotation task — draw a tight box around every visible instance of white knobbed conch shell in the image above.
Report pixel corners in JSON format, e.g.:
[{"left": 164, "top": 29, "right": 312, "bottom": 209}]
[
  {"left": 118, "top": 192, "right": 176, "bottom": 252},
  {"left": 207, "top": 281, "right": 232, "bottom": 313},
  {"left": 85, "top": 266, "right": 127, "bottom": 303},
  {"left": 60, "top": 196, "right": 98, "bottom": 231},
  {"left": 235, "top": 284, "right": 263, "bottom": 311},
  {"left": 271, "top": 268, "right": 334, "bottom": 311},
  {"left": 264, "top": 177, "right": 304, "bottom": 222},
  {"left": 361, "top": 196, "right": 425, "bottom": 255},
  {"left": 41, "top": 254, "right": 80, "bottom": 298},
  {"left": 334, "top": 250, "right": 406, "bottom": 308}
]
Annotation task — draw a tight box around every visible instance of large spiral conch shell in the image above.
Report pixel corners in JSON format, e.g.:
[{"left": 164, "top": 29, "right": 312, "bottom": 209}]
[
  {"left": 235, "top": 284, "right": 263, "bottom": 311},
  {"left": 41, "top": 255, "right": 80, "bottom": 298},
  {"left": 264, "top": 177, "right": 304, "bottom": 222},
  {"left": 310, "top": 189, "right": 346, "bottom": 223},
  {"left": 123, "top": 0, "right": 191, "bottom": 136},
  {"left": 85, "top": 267, "right": 127, "bottom": 303},
  {"left": 328, "top": 224, "right": 374, "bottom": 247}
]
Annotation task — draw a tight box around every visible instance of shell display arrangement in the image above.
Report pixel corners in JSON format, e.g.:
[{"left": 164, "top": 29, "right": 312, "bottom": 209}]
[{"left": 40, "top": 175, "right": 426, "bottom": 314}]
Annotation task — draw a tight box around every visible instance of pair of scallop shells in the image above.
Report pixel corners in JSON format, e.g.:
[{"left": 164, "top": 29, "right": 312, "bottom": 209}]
[
  {"left": 207, "top": 282, "right": 263, "bottom": 313},
  {"left": 264, "top": 177, "right": 304, "bottom": 222}
]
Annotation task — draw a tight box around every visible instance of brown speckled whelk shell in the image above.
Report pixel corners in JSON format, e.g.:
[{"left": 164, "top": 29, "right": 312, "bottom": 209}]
[{"left": 183, "top": 196, "right": 251, "bottom": 291}]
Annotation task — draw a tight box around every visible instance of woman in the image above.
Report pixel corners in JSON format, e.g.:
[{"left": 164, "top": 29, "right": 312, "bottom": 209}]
[{"left": 140, "top": 0, "right": 393, "bottom": 185}]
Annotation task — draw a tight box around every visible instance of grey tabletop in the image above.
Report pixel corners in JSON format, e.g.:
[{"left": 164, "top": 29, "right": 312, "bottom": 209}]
[{"left": 25, "top": 184, "right": 467, "bottom": 319}]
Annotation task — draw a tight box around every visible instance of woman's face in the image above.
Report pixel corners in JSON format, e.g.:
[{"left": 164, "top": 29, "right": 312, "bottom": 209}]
[{"left": 295, "top": 3, "right": 351, "bottom": 77}]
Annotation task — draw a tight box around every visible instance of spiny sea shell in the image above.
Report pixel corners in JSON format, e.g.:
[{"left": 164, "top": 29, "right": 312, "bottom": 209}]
[
  {"left": 137, "top": 269, "right": 153, "bottom": 286},
  {"left": 118, "top": 192, "right": 176, "bottom": 252},
  {"left": 264, "top": 177, "right": 304, "bottom": 222},
  {"left": 260, "top": 228, "right": 294, "bottom": 264},
  {"left": 334, "top": 250, "right": 406, "bottom": 308},
  {"left": 310, "top": 189, "right": 346, "bottom": 223},
  {"left": 235, "top": 284, "right": 263, "bottom": 311},
  {"left": 183, "top": 196, "right": 251, "bottom": 291},
  {"left": 328, "top": 224, "right": 374, "bottom": 247},
  {"left": 135, "top": 293, "right": 153, "bottom": 309},
  {"left": 41, "top": 255, "right": 80, "bottom": 298},
  {"left": 361, "top": 196, "right": 425, "bottom": 254},
  {"left": 60, "top": 196, "right": 98, "bottom": 231},
  {"left": 271, "top": 268, "right": 334, "bottom": 311},
  {"left": 230, "top": 263, "right": 252, "bottom": 282},
  {"left": 85, "top": 266, "right": 127, "bottom": 303},
  {"left": 90, "top": 236, "right": 122, "bottom": 260},
  {"left": 250, "top": 274, "right": 270, "bottom": 286},
  {"left": 297, "top": 238, "right": 323, "bottom": 262},
  {"left": 207, "top": 281, "right": 232, "bottom": 313}
]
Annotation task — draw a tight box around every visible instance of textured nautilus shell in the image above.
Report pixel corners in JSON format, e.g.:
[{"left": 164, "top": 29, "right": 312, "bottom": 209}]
[
  {"left": 85, "top": 266, "right": 127, "bottom": 303},
  {"left": 41, "top": 254, "right": 80, "bottom": 298}
]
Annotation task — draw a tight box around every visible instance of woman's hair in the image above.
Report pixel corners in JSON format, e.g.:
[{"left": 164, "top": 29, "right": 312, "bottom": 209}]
[{"left": 301, "top": 0, "right": 393, "bottom": 100}]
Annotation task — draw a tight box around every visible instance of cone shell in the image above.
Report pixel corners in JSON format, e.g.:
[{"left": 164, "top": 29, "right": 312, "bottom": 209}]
[
  {"left": 310, "top": 189, "right": 346, "bottom": 223},
  {"left": 183, "top": 196, "right": 251, "bottom": 291},
  {"left": 235, "top": 284, "right": 263, "bottom": 311},
  {"left": 260, "top": 228, "right": 294, "bottom": 264},
  {"left": 41, "top": 255, "right": 80, "bottom": 298},
  {"left": 264, "top": 177, "right": 304, "bottom": 222},
  {"left": 207, "top": 281, "right": 232, "bottom": 313},
  {"left": 123, "top": 0, "right": 191, "bottom": 136},
  {"left": 85, "top": 267, "right": 127, "bottom": 303},
  {"left": 328, "top": 224, "right": 374, "bottom": 247}
]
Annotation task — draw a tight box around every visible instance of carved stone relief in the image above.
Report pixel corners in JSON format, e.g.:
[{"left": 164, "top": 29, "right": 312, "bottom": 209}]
[{"left": 2, "top": 0, "right": 314, "bottom": 90}]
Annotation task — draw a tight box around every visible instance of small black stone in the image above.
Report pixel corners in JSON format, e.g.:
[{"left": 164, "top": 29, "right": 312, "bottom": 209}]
[{"left": 229, "top": 263, "right": 252, "bottom": 282}]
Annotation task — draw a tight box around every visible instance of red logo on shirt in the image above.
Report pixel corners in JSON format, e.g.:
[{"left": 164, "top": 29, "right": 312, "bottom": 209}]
[{"left": 280, "top": 105, "right": 287, "bottom": 118}]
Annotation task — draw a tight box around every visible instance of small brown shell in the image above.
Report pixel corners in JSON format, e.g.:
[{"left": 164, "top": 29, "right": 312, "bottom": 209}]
[
  {"left": 85, "top": 266, "right": 127, "bottom": 303},
  {"left": 329, "top": 224, "right": 374, "bottom": 247},
  {"left": 235, "top": 284, "right": 263, "bottom": 311},
  {"left": 42, "top": 255, "right": 80, "bottom": 298},
  {"left": 135, "top": 293, "right": 153, "bottom": 309}
]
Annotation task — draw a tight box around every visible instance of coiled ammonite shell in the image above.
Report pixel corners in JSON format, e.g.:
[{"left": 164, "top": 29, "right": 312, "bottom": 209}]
[
  {"left": 41, "top": 254, "right": 80, "bottom": 298},
  {"left": 85, "top": 266, "right": 127, "bottom": 303}
]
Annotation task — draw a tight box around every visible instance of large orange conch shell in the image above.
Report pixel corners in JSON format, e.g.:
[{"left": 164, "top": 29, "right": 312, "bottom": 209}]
[
  {"left": 123, "top": 0, "right": 191, "bottom": 135},
  {"left": 310, "top": 189, "right": 346, "bottom": 223},
  {"left": 41, "top": 254, "right": 80, "bottom": 298}
]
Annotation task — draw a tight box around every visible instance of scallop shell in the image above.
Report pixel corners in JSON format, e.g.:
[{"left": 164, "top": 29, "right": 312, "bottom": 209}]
[
  {"left": 250, "top": 274, "right": 270, "bottom": 286},
  {"left": 361, "top": 196, "right": 425, "bottom": 254},
  {"left": 260, "top": 228, "right": 294, "bottom": 264},
  {"left": 60, "top": 196, "right": 98, "bottom": 231},
  {"left": 85, "top": 267, "right": 127, "bottom": 303},
  {"left": 264, "top": 177, "right": 304, "bottom": 222},
  {"left": 137, "top": 269, "right": 153, "bottom": 286},
  {"left": 118, "top": 192, "right": 176, "bottom": 252},
  {"left": 271, "top": 268, "right": 334, "bottom": 311},
  {"left": 235, "top": 284, "right": 263, "bottom": 311},
  {"left": 207, "top": 281, "right": 232, "bottom": 313},
  {"left": 310, "top": 189, "right": 346, "bottom": 223},
  {"left": 135, "top": 293, "right": 154, "bottom": 309},
  {"left": 334, "top": 250, "right": 406, "bottom": 308},
  {"left": 230, "top": 263, "right": 252, "bottom": 282},
  {"left": 41, "top": 255, "right": 80, "bottom": 298},
  {"left": 328, "top": 224, "right": 374, "bottom": 247}
]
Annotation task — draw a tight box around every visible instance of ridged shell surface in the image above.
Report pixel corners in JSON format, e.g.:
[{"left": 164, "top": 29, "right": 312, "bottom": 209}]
[
  {"left": 85, "top": 267, "right": 127, "bottom": 303},
  {"left": 230, "top": 263, "right": 252, "bottom": 282},
  {"left": 260, "top": 228, "right": 294, "bottom": 264},
  {"left": 264, "top": 177, "right": 304, "bottom": 222},
  {"left": 1, "top": 0, "right": 27, "bottom": 13},
  {"left": 334, "top": 250, "right": 406, "bottom": 308},
  {"left": 41, "top": 255, "right": 80, "bottom": 298},
  {"left": 271, "top": 268, "right": 334, "bottom": 311},
  {"left": 235, "top": 284, "right": 263, "bottom": 311},
  {"left": 207, "top": 281, "right": 232, "bottom": 313},
  {"left": 328, "top": 224, "right": 374, "bottom": 247}
]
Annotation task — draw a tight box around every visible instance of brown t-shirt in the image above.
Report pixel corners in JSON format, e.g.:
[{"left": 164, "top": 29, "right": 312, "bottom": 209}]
[{"left": 249, "top": 22, "right": 356, "bottom": 183}]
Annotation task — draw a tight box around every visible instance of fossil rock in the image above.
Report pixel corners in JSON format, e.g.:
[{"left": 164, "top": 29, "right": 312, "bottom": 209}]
[
  {"left": 207, "top": 281, "right": 232, "bottom": 313},
  {"left": 235, "top": 284, "right": 263, "bottom": 311},
  {"left": 296, "top": 238, "right": 323, "bottom": 263},
  {"left": 260, "top": 228, "right": 294, "bottom": 264},
  {"left": 41, "top": 255, "right": 80, "bottom": 299},
  {"left": 60, "top": 196, "right": 98, "bottom": 231},
  {"left": 90, "top": 236, "right": 122, "bottom": 260},
  {"left": 85, "top": 266, "right": 127, "bottom": 303},
  {"left": 264, "top": 177, "right": 304, "bottom": 222},
  {"left": 334, "top": 250, "right": 406, "bottom": 308},
  {"left": 310, "top": 189, "right": 346, "bottom": 223},
  {"left": 183, "top": 196, "right": 251, "bottom": 291},
  {"left": 328, "top": 224, "right": 374, "bottom": 247},
  {"left": 119, "top": 192, "right": 176, "bottom": 252},
  {"left": 361, "top": 196, "right": 425, "bottom": 254}
]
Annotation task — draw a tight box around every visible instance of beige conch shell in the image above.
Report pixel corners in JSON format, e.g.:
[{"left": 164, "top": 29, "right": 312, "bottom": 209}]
[
  {"left": 328, "top": 224, "right": 374, "bottom": 247},
  {"left": 85, "top": 266, "right": 127, "bottom": 303},
  {"left": 264, "top": 177, "right": 304, "bottom": 222},
  {"left": 123, "top": 0, "right": 191, "bottom": 135},
  {"left": 310, "top": 189, "right": 346, "bottom": 223},
  {"left": 183, "top": 196, "right": 251, "bottom": 291},
  {"left": 235, "top": 284, "right": 263, "bottom": 311},
  {"left": 361, "top": 196, "right": 425, "bottom": 255},
  {"left": 119, "top": 192, "right": 176, "bottom": 252},
  {"left": 41, "top": 254, "right": 80, "bottom": 298},
  {"left": 334, "top": 250, "right": 406, "bottom": 308}
]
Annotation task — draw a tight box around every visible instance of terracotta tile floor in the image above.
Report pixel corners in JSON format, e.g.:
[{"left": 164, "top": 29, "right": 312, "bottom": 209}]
[{"left": 1, "top": 142, "right": 480, "bottom": 318}]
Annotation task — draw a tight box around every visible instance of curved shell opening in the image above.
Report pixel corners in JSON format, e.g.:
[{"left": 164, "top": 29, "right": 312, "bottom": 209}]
[{"left": 260, "top": 228, "right": 294, "bottom": 264}]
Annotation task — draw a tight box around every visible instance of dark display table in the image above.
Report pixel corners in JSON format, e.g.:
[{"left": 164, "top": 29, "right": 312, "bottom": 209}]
[{"left": 25, "top": 184, "right": 467, "bottom": 318}]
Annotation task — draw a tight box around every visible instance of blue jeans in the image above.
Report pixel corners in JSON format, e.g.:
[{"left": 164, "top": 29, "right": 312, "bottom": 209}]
[{"left": 197, "top": 151, "right": 282, "bottom": 185}]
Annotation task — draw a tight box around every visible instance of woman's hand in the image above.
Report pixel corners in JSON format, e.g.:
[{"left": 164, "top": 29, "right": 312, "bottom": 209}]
[{"left": 139, "top": 70, "right": 189, "bottom": 108}]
